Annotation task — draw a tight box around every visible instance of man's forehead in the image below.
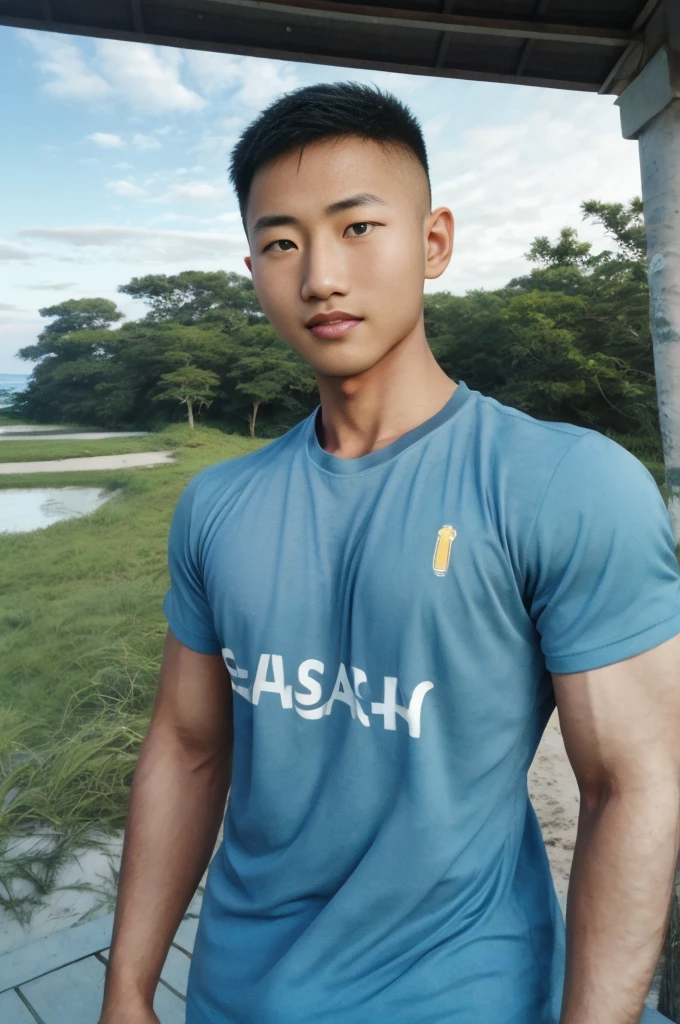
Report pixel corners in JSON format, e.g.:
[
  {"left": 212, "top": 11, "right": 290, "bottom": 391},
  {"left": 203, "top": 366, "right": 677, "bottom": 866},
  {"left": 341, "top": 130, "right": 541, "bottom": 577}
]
[
  {"left": 250, "top": 192, "right": 390, "bottom": 237},
  {"left": 246, "top": 137, "right": 427, "bottom": 224}
]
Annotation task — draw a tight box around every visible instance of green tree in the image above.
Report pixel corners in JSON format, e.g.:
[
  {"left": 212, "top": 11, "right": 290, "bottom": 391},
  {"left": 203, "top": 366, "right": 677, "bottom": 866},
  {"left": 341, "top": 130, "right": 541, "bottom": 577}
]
[
  {"left": 118, "top": 270, "right": 262, "bottom": 325},
  {"left": 14, "top": 300, "right": 125, "bottom": 424},
  {"left": 581, "top": 197, "right": 646, "bottom": 262},
  {"left": 152, "top": 362, "right": 220, "bottom": 429},
  {"left": 525, "top": 226, "right": 593, "bottom": 269},
  {"left": 226, "top": 327, "right": 316, "bottom": 437},
  {"left": 19, "top": 298, "right": 124, "bottom": 362}
]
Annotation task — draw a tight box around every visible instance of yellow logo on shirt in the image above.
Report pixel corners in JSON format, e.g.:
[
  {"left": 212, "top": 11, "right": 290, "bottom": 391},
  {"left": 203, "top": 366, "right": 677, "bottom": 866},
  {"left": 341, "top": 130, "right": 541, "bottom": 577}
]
[{"left": 433, "top": 525, "right": 457, "bottom": 576}]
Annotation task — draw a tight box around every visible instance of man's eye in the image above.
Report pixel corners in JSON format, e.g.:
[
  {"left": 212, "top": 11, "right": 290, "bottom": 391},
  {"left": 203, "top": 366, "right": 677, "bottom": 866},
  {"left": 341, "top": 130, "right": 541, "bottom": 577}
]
[
  {"left": 345, "top": 222, "right": 373, "bottom": 237},
  {"left": 263, "top": 239, "right": 297, "bottom": 252}
]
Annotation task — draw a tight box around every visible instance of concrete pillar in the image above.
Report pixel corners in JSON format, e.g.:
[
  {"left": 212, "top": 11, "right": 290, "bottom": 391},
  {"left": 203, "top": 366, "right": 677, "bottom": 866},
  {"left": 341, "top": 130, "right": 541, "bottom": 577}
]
[
  {"left": 617, "top": 46, "right": 680, "bottom": 541},
  {"left": 618, "top": 41, "right": 680, "bottom": 1023}
]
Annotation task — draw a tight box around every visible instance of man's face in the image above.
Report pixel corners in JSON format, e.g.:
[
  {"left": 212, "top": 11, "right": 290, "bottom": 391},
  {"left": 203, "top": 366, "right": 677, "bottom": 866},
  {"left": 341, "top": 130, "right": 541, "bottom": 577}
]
[{"left": 243, "top": 135, "right": 452, "bottom": 379}]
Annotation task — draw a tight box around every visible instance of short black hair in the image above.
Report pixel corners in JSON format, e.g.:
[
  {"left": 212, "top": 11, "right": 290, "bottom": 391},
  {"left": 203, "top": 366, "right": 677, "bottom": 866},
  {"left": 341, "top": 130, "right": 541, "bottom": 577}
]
[{"left": 228, "top": 80, "right": 431, "bottom": 230}]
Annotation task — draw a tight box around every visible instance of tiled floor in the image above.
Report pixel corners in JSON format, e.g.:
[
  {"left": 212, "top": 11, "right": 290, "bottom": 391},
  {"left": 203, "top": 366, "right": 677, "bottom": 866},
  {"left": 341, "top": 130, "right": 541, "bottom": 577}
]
[{"left": 0, "top": 894, "right": 202, "bottom": 1023}]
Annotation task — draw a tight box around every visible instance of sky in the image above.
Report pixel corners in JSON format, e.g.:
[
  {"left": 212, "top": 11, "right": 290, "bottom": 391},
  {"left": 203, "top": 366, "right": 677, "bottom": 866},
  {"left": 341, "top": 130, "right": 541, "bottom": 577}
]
[{"left": 0, "top": 26, "right": 643, "bottom": 374}]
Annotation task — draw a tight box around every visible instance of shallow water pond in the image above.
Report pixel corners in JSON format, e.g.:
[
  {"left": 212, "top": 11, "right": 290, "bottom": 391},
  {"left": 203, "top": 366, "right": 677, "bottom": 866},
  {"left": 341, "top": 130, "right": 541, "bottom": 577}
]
[{"left": 0, "top": 487, "right": 115, "bottom": 533}]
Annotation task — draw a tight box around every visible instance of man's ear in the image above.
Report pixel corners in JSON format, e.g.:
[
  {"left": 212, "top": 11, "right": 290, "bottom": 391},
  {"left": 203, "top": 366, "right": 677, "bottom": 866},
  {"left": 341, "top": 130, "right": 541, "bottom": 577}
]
[
  {"left": 244, "top": 256, "right": 252, "bottom": 274},
  {"left": 424, "top": 207, "right": 454, "bottom": 281}
]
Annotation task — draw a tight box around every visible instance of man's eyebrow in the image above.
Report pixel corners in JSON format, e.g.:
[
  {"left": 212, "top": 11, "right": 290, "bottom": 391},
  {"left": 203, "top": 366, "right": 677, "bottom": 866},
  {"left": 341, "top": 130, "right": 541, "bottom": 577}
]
[
  {"left": 251, "top": 192, "right": 387, "bottom": 235},
  {"left": 325, "top": 192, "right": 387, "bottom": 216}
]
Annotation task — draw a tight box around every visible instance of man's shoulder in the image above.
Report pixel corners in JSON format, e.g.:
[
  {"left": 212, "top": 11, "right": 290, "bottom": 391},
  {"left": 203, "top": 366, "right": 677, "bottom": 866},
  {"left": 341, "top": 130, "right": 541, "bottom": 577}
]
[
  {"left": 463, "top": 389, "right": 657, "bottom": 542},
  {"left": 468, "top": 388, "right": 637, "bottom": 482},
  {"left": 178, "top": 415, "right": 311, "bottom": 511},
  {"left": 470, "top": 389, "right": 587, "bottom": 457}
]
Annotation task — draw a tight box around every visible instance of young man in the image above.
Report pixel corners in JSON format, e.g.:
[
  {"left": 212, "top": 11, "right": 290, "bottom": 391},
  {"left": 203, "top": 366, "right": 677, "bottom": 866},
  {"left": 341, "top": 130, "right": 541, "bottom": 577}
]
[{"left": 100, "top": 83, "right": 680, "bottom": 1024}]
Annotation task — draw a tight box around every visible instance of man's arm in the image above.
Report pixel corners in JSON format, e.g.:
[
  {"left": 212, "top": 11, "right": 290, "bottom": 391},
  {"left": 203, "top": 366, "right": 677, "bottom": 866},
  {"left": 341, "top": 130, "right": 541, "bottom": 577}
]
[
  {"left": 553, "top": 632, "right": 680, "bottom": 1024},
  {"left": 99, "top": 628, "right": 233, "bottom": 1023}
]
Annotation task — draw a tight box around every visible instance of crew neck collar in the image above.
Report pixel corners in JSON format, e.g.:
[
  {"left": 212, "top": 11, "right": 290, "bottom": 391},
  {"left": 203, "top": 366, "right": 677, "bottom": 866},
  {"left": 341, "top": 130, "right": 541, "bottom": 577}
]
[{"left": 305, "top": 380, "right": 473, "bottom": 476}]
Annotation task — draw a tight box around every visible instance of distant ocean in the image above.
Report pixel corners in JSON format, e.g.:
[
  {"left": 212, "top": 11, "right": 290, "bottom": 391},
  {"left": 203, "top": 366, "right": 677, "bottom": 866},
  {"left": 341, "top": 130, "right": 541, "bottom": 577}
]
[{"left": 0, "top": 373, "right": 31, "bottom": 406}]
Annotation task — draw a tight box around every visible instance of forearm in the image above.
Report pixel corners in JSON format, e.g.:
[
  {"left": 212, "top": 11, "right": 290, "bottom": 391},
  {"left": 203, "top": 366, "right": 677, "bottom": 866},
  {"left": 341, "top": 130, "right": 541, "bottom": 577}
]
[
  {"left": 101, "top": 723, "right": 231, "bottom": 1011},
  {"left": 560, "top": 778, "right": 680, "bottom": 1024}
]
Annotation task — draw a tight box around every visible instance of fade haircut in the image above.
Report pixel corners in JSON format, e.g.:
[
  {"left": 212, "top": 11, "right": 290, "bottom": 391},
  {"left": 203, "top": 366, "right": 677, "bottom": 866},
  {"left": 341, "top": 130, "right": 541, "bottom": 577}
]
[{"left": 228, "top": 81, "right": 431, "bottom": 231}]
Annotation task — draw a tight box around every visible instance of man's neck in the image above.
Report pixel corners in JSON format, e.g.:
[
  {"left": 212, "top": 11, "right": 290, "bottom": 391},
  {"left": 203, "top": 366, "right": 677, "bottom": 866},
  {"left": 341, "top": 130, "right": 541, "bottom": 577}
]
[{"left": 314, "top": 330, "right": 457, "bottom": 461}]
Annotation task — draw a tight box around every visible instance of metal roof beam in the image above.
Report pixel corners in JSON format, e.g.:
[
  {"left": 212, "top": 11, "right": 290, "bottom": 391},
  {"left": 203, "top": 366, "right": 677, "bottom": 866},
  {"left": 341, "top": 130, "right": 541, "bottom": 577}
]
[
  {"left": 1, "top": 0, "right": 639, "bottom": 49},
  {"left": 633, "top": 0, "right": 663, "bottom": 32},
  {"left": 130, "top": 0, "right": 145, "bottom": 34},
  {"left": 514, "top": 0, "right": 553, "bottom": 78},
  {"left": 0, "top": 12, "right": 598, "bottom": 92},
  {"left": 434, "top": 0, "right": 456, "bottom": 70},
  {"left": 199, "top": 0, "right": 639, "bottom": 48}
]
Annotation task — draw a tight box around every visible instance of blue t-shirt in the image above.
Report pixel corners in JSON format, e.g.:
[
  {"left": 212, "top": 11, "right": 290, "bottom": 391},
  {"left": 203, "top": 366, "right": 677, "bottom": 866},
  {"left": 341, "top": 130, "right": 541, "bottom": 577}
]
[{"left": 163, "top": 381, "right": 680, "bottom": 1024}]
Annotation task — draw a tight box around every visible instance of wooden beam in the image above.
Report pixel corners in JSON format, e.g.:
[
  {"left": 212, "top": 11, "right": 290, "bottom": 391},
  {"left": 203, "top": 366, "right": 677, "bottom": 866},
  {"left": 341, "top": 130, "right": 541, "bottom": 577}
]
[
  {"left": 183, "top": 0, "right": 639, "bottom": 48},
  {"left": 598, "top": 2, "right": 664, "bottom": 98},
  {"left": 130, "top": 0, "right": 146, "bottom": 34},
  {"left": 0, "top": 15, "right": 604, "bottom": 91},
  {"left": 434, "top": 0, "right": 455, "bottom": 70},
  {"left": 514, "top": 0, "right": 552, "bottom": 78},
  {"left": 598, "top": 40, "right": 645, "bottom": 95},
  {"left": 633, "top": 0, "right": 663, "bottom": 32}
]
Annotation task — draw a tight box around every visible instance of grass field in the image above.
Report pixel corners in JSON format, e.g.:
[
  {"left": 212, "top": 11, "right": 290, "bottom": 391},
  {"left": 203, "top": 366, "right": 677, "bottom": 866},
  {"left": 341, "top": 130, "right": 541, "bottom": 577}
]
[
  {"left": 0, "top": 424, "right": 267, "bottom": 921},
  {"left": 0, "top": 433, "right": 175, "bottom": 463}
]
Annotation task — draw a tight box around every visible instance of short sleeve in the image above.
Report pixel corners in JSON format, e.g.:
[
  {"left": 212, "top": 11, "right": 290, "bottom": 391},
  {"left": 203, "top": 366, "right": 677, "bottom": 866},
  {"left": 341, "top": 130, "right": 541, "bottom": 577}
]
[
  {"left": 525, "top": 431, "right": 680, "bottom": 674},
  {"left": 162, "top": 472, "right": 222, "bottom": 655}
]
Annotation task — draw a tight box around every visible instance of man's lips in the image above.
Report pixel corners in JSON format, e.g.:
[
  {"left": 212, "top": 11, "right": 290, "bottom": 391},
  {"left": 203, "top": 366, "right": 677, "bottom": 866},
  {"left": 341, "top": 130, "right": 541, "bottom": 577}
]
[{"left": 305, "top": 313, "right": 364, "bottom": 340}]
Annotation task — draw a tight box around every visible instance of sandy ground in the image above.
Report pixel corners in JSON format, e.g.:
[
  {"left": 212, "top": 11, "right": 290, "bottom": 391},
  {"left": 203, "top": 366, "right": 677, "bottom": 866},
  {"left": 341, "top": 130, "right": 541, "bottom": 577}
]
[
  {"left": 0, "top": 451, "right": 175, "bottom": 473},
  {"left": 528, "top": 710, "right": 580, "bottom": 905}
]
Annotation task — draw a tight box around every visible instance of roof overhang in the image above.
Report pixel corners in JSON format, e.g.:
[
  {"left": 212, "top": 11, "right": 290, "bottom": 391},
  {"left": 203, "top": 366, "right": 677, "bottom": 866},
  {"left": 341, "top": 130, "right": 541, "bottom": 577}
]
[{"left": 0, "top": 1, "right": 672, "bottom": 95}]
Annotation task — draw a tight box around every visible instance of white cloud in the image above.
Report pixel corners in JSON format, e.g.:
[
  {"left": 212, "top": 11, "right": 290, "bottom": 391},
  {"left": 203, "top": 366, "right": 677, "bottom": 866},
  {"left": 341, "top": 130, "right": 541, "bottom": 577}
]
[
  {"left": 0, "top": 244, "right": 35, "bottom": 261},
  {"left": 425, "top": 91, "right": 641, "bottom": 293},
  {"left": 132, "top": 132, "right": 162, "bottom": 151},
  {"left": 184, "top": 51, "right": 242, "bottom": 95},
  {"left": 161, "top": 182, "right": 228, "bottom": 203},
  {"left": 106, "top": 180, "right": 149, "bottom": 198},
  {"left": 21, "top": 282, "right": 78, "bottom": 291},
  {"left": 23, "top": 32, "right": 204, "bottom": 115},
  {"left": 422, "top": 112, "right": 450, "bottom": 138},
  {"left": 185, "top": 51, "right": 299, "bottom": 109},
  {"left": 18, "top": 225, "right": 246, "bottom": 263},
  {"left": 114, "top": 161, "right": 134, "bottom": 170},
  {"left": 88, "top": 132, "right": 126, "bottom": 149},
  {"left": 23, "top": 30, "right": 112, "bottom": 103},
  {"left": 94, "top": 40, "right": 205, "bottom": 114}
]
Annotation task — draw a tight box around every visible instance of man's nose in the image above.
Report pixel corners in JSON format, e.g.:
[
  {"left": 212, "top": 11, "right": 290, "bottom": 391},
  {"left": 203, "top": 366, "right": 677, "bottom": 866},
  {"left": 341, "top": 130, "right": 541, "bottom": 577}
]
[{"left": 300, "top": 239, "right": 350, "bottom": 302}]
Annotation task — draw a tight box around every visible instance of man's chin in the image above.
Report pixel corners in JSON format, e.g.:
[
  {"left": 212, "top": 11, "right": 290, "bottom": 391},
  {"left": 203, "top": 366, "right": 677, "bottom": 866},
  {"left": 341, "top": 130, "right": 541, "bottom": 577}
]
[
  {"left": 301, "top": 343, "right": 392, "bottom": 381},
  {"left": 309, "top": 356, "right": 385, "bottom": 381}
]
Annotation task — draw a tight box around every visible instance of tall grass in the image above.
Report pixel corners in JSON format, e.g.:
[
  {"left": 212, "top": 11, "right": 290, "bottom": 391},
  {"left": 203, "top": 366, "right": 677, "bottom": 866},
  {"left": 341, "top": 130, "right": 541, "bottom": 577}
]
[{"left": 0, "top": 424, "right": 267, "bottom": 923}]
